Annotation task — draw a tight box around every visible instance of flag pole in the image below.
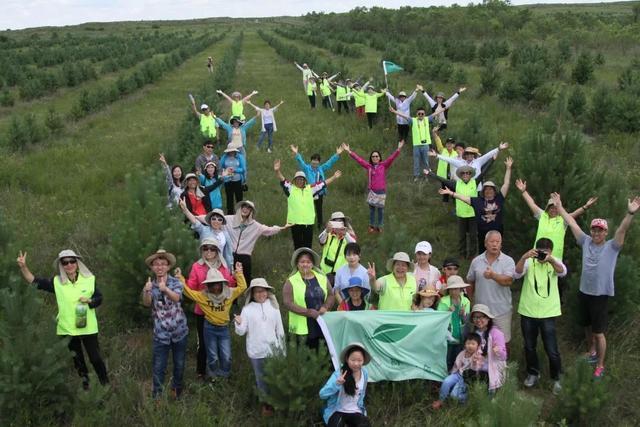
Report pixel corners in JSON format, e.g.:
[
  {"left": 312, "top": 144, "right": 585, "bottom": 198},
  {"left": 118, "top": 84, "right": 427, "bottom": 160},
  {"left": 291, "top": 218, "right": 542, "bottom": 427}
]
[{"left": 383, "top": 61, "right": 391, "bottom": 108}]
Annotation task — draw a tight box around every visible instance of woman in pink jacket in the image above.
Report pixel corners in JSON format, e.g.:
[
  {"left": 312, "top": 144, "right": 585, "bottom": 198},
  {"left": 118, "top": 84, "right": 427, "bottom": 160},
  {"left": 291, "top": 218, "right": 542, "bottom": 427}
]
[
  {"left": 342, "top": 140, "right": 404, "bottom": 233},
  {"left": 469, "top": 304, "right": 507, "bottom": 393},
  {"left": 186, "top": 238, "right": 236, "bottom": 380}
]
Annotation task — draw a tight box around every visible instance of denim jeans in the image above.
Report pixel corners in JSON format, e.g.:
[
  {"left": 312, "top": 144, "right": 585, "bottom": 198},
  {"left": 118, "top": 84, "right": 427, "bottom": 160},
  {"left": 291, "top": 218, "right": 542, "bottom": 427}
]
[
  {"left": 257, "top": 123, "right": 274, "bottom": 149},
  {"left": 439, "top": 372, "right": 467, "bottom": 402},
  {"left": 152, "top": 335, "right": 187, "bottom": 397},
  {"left": 369, "top": 206, "right": 384, "bottom": 227},
  {"left": 203, "top": 321, "right": 232, "bottom": 378},
  {"left": 250, "top": 358, "right": 268, "bottom": 397},
  {"left": 413, "top": 144, "right": 430, "bottom": 177},
  {"left": 521, "top": 315, "right": 562, "bottom": 380}
]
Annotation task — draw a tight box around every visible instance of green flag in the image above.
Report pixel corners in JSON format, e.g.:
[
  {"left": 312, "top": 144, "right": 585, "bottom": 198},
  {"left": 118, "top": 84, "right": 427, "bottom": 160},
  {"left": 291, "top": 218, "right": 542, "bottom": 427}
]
[
  {"left": 318, "top": 311, "right": 449, "bottom": 382},
  {"left": 382, "top": 60, "right": 403, "bottom": 75}
]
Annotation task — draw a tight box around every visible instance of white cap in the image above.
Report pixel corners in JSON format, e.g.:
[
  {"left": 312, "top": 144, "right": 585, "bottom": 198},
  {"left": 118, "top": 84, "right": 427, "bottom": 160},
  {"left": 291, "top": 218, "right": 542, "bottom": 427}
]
[
  {"left": 200, "top": 103, "right": 209, "bottom": 110},
  {"left": 414, "top": 241, "right": 432, "bottom": 254}
]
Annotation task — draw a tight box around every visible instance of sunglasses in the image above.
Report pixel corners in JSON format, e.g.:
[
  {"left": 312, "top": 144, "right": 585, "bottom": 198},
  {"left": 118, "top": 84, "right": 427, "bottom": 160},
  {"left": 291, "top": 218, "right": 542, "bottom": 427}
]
[
  {"left": 210, "top": 216, "right": 224, "bottom": 222},
  {"left": 460, "top": 171, "right": 472, "bottom": 175},
  {"left": 371, "top": 154, "right": 380, "bottom": 158},
  {"left": 60, "top": 258, "right": 77, "bottom": 266},
  {"left": 417, "top": 113, "right": 425, "bottom": 116},
  {"left": 201, "top": 245, "right": 218, "bottom": 252},
  {"left": 205, "top": 145, "right": 214, "bottom": 148}
]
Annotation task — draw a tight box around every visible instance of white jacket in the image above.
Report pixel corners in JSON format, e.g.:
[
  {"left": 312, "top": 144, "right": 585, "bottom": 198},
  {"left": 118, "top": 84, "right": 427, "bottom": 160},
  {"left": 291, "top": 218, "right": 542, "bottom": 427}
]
[{"left": 235, "top": 301, "right": 285, "bottom": 359}]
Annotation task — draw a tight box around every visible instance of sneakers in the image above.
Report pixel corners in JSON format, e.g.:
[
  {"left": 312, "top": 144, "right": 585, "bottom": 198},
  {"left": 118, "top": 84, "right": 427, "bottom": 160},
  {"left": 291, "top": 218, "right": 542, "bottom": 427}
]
[
  {"left": 523, "top": 374, "right": 540, "bottom": 388},
  {"left": 376, "top": 227, "right": 383, "bottom": 233},
  {"left": 593, "top": 366, "right": 605, "bottom": 379},
  {"left": 584, "top": 352, "right": 598, "bottom": 365},
  {"left": 552, "top": 381, "right": 562, "bottom": 395},
  {"left": 368, "top": 226, "right": 376, "bottom": 234},
  {"left": 267, "top": 148, "right": 272, "bottom": 153}
]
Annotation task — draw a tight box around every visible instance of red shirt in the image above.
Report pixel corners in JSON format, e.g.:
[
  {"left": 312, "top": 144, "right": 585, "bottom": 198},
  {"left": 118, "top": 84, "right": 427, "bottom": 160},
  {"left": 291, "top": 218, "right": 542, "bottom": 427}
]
[{"left": 187, "top": 192, "right": 207, "bottom": 216}]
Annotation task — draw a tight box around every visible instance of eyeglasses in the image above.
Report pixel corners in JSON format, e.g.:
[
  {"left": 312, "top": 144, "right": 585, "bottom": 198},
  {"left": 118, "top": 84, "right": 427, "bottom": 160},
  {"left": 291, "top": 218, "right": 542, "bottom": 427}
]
[
  {"left": 201, "top": 246, "right": 218, "bottom": 252},
  {"left": 417, "top": 113, "right": 425, "bottom": 116},
  {"left": 371, "top": 154, "right": 380, "bottom": 158},
  {"left": 60, "top": 259, "right": 77, "bottom": 266},
  {"left": 210, "top": 216, "right": 224, "bottom": 222},
  {"left": 472, "top": 315, "right": 487, "bottom": 321}
]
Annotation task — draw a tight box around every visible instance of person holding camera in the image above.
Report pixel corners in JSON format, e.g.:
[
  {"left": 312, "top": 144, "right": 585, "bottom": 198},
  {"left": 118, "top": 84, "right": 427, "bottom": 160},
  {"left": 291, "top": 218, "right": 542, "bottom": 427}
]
[{"left": 514, "top": 238, "right": 567, "bottom": 394}]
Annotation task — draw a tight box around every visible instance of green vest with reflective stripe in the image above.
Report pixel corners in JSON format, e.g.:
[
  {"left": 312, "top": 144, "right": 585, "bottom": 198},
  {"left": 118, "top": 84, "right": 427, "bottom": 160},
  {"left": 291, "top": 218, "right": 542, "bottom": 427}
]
[
  {"left": 320, "top": 80, "right": 332, "bottom": 97},
  {"left": 53, "top": 275, "right": 98, "bottom": 336},
  {"left": 437, "top": 149, "right": 457, "bottom": 178},
  {"left": 353, "top": 89, "right": 365, "bottom": 107},
  {"left": 287, "top": 185, "right": 316, "bottom": 225},
  {"left": 518, "top": 259, "right": 561, "bottom": 318},
  {"left": 411, "top": 117, "right": 432, "bottom": 146},
  {"left": 535, "top": 212, "right": 566, "bottom": 260},
  {"left": 231, "top": 100, "right": 245, "bottom": 120},
  {"left": 336, "top": 86, "right": 348, "bottom": 101},
  {"left": 378, "top": 273, "right": 416, "bottom": 311},
  {"left": 455, "top": 179, "right": 476, "bottom": 218},
  {"left": 288, "top": 271, "right": 328, "bottom": 335},
  {"left": 307, "top": 82, "right": 317, "bottom": 96},
  {"left": 320, "top": 235, "right": 348, "bottom": 274},
  {"left": 199, "top": 114, "right": 217, "bottom": 138},
  {"left": 364, "top": 93, "right": 380, "bottom": 113}
]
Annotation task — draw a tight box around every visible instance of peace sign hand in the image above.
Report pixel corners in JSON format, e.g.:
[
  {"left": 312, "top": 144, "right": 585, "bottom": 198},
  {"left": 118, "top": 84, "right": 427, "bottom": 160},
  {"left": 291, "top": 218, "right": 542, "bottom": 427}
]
[
  {"left": 336, "top": 370, "right": 348, "bottom": 385},
  {"left": 367, "top": 262, "right": 376, "bottom": 280},
  {"left": 16, "top": 251, "right": 28, "bottom": 268}
]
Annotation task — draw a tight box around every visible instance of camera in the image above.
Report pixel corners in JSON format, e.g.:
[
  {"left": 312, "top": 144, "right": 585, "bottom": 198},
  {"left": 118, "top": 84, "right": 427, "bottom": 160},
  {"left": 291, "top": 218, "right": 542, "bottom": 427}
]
[{"left": 535, "top": 250, "right": 547, "bottom": 261}]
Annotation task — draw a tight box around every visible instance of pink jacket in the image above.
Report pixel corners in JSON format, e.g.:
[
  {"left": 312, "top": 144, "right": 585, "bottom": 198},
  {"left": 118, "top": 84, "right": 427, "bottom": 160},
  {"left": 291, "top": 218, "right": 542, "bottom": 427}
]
[
  {"left": 349, "top": 149, "right": 400, "bottom": 192},
  {"left": 186, "top": 261, "right": 236, "bottom": 315},
  {"left": 482, "top": 327, "right": 507, "bottom": 391}
]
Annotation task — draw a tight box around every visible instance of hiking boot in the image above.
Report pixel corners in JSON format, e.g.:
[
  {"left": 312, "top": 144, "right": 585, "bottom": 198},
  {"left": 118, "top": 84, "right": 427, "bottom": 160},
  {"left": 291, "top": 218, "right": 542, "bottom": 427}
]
[
  {"left": 552, "top": 381, "right": 562, "bottom": 395},
  {"left": 376, "top": 227, "right": 383, "bottom": 233},
  {"left": 523, "top": 374, "right": 539, "bottom": 388},
  {"left": 593, "top": 366, "right": 605, "bottom": 379}
]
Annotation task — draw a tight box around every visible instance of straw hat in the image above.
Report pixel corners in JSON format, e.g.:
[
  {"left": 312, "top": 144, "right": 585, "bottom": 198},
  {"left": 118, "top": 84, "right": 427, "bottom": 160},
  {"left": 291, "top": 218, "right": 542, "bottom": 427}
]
[
  {"left": 205, "top": 208, "right": 226, "bottom": 225},
  {"left": 290, "top": 247, "right": 320, "bottom": 269},
  {"left": 444, "top": 275, "right": 470, "bottom": 291},
  {"left": 340, "top": 342, "right": 372, "bottom": 365},
  {"left": 471, "top": 304, "right": 494, "bottom": 319},
  {"left": 418, "top": 284, "right": 439, "bottom": 298},
  {"left": 182, "top": 172, "right": 198, "bottom": 187},
  {"left": 386, "top": 252, "right": 414, "bottom": 272},
  {"left": 463, "top": 147, "right": 481, "bottom": 156},
  {"left": 483, "top": 181, "right": 497, "bottom": 190},
  {"left": 145, "top": 249, "right": 176, "bottom": 268},
  {"left": 455, "top": 165, "right": 476, "bottom": 179}
]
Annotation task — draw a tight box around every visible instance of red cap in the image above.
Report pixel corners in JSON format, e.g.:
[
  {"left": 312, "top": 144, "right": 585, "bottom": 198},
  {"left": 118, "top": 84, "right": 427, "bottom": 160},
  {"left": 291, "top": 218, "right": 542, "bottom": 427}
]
[{"left": 590, "top": 218, "right": 608, "bottom": 231}]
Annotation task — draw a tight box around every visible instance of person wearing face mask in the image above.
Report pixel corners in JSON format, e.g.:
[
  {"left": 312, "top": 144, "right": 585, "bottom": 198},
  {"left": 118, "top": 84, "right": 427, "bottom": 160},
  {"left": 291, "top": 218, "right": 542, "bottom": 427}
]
[
  {"left": 234, "top": 278, "right": 285, "bottom": 417},
  {"left": 17, "top": 249, "right": 109, "bottom": 390},
  {"left": 514, "top": 238, "right": 567, "bottom": 394},
  {"left": 291, "top": 145, "right": 343, "bottom": 229},
  {"left": 274, "top": 159, "right": 342, "bottom": 250},
  {"left": 283, "top": 248, "right": 335, "bottom": 350},
  {"left": 368, "top": 252, "right": 417, "bottom": 311},
  {"left": 551, "top": 192, "right": 640, "bottom": 379}
]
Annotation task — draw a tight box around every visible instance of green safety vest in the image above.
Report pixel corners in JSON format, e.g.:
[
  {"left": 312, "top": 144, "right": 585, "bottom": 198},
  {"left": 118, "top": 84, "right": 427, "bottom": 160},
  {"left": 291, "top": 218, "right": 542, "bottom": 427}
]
[
  {"left": 535, "top": 211, "right": 566, "bottom": 260},
  {"left": 336, "top": 86, "right": 348, "bottom": 101},
  {"left": 288, "top": 271, "right": 328, "bottom": 335},
  {"left": 437, "top": 149, "right": 457, "bottom": 178},
  {"left": 364, "top": 93, "right": 381, "bottom": 113},
  {"left": 411, "top": 117, "right": 432, "bottom": 146},
  {"left": 352, "top": 89, "right": 365, "bottom": 107},
  {"left": 320, "top": 80, "right": 332, "bottom": 97},
  {"left": 378, "top": 273, "right": 416, "bottom": 311},
  {"left": 231, "top": 100, "right": 245, "bottom": 120},
  {"left": 53, "top": 275, "right": 98, "bottom": 336},
  {"left": 307, "top": 82, "right": 317, "bottom": 96},
  {"left": 287, "top": 185, "right": 316, "bottom": 225},
  {"left": 199, "top": 114, "right": 217, "bottom": 138},
  {"left": 518, "top": 259, "right": 561, "bottom": 318},
  {"left": 455, "top": 179, "right": 477, "bottom": 218},
  {"left": 320, "top": 235, "right": 347, "bottom": 274}
]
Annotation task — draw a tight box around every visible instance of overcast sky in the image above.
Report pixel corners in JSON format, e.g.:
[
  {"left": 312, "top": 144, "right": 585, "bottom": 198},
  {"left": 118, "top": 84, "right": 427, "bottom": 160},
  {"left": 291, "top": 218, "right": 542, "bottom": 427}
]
[{"left": 1, "top": 0, "right": 626, "bottom": 31}]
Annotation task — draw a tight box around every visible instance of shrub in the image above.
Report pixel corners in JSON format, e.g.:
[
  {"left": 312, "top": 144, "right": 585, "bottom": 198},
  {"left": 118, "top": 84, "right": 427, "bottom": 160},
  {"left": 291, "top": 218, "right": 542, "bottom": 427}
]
[
  {"left": 567, "top": 85, "right": 587, "bottom": 118},
  {"left": 6, "top": 116, "right": 27, "bottom": 151},
  {"left": 480, "top": 61, "right": 500, "bottom": 95},
  {"left": 0, "top": 89, "right": 14, "bottom": 107},
  {"left": 553, "top": 359, "right": 610, "bottom": 425},
  {"left": 498, "top": 74, "right": 522, "bottom": 101},
  {"left": 572, "top": 52, "right": 594, "bottom": 85},
  {"left": 45, "top": 107, "right": 64, "bottom": 134}
]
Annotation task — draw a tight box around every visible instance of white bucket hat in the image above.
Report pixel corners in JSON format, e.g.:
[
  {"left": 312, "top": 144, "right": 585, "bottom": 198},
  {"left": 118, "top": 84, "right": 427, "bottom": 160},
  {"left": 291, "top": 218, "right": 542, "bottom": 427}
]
[{"left": 244, "top": 278, "right": 279, "bottom": 309}]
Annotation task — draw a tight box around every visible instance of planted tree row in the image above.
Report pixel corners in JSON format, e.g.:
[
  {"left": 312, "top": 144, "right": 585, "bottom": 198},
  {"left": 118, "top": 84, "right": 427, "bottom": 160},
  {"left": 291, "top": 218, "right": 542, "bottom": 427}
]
[{"left": 273, "top": 27, "right": 364, "bottom": 58}]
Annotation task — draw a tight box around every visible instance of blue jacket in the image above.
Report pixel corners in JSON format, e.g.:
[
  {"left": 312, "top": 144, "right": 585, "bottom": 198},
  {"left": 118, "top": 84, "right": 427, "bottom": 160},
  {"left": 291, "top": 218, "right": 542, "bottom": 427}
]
[
  {"left": 199, "top": 175, "right": 224, "bottom": 210},
  {"left": 215, "top": 116, "right": 257, "bottom": 147},
  {"left": 295, "top": 153, "right": 340, "bottom": 196},
  {"left": 219, "top": 153, "right": 247, "bottom": 184},
  {"left": 319, "top": 368, "right": 369, "bottom": 424}
]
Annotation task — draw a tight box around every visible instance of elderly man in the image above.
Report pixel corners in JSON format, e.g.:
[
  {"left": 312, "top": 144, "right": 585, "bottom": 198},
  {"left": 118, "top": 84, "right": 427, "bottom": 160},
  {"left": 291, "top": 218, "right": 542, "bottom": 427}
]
[
  {"left": 467, "top": 231, "right": 515, "bottom": 344},
  {"left": 551, "top": 192, "right": 640, "bottom": 378}
]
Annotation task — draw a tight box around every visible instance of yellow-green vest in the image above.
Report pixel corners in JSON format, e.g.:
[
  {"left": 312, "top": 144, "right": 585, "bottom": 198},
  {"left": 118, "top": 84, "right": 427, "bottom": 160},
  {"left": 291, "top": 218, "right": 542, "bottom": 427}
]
[
  {"left": 518, "top": 259, "right": 561, "bottom": 318},
  {"left": 455, "top": 179, "right": 477, "bottom": 218},
  {"left": 288, "top": 271, "right": 328, "bottom": 335},
  {"left": 320, "top": 80, "right": 332, "bottom": 97},
  {"left": 364, "top": 93, "right": 381, "bottom": 113},
  {"left": 287, "top": 185, "right": 316, "bottom": 225},
  {"left": 231, "top": 100, "right": 245, "bottom": 120},
  {"left": 437, "top": 149, "right": 457, "bottom": 178},
  {"left": 307, "top": 82, "right": 317, "bottom": 96},
  {"left": 336, "top": 86, "right": 348, "bottom": 101},
  {"left": 535, "top": 211, "right": 566, "bottom": 260},
  {"left": 378, "top": 273, "right": 416, "bottom": 311},
  {"left": 352, "top": 89, "right": 365, "bottom": 107},
  {"left": 320, "top": 235, "right": 348, "bottom": 274},
  {"left": 411, "top": 117, "right": 432, "bottom": 146},
  {"left": 53, "top": 275, "right": 98, "bottom": 336},
  {"left": 199, "top": 114, "right": 217, "bottom": 138}
]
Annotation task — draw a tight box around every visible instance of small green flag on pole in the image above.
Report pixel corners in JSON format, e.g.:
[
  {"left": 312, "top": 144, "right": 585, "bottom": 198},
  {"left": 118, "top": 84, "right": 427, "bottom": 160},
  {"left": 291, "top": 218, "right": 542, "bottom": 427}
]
[
  {"left": 382, "top": 60, "right": 404, "bottom": 75},
  {"left": 318, "top": 311, "right": 449, "bottom": 382}
]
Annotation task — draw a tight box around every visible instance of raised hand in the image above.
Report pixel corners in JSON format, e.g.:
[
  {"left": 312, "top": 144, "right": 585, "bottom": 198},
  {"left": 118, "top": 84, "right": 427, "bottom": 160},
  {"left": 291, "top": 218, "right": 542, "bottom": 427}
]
[
  {"left": 416, "top": 84, "right": 423, "bottom": 91},
  {"left": 16, "top": 251, "right": 27, "bottom": 268},
  {"left": 499, "top": 142, "right": 509, "bottom": 151},
  {"left": 584, "top": 197, "right": 598, "bottom": 209},
  {"left": 144, "top": 277, "right": 153, "bottom": 292},
  {"left": 336, "top": 370, "right": 348, "bottom": 385},
  {"left": 367, "top": 262, "right": 376, "bottom": 280},
  {"left": 333, "top": 170, "right": 342, "bottom": 179},
  {"left": 178, "top": 198, "right": 187, "bottom": 210},
  {"left": 459, "top": 87, "right": 467, "bottom": 93},
  {"left": 289, "top": 145, "right": 298, "bottom": 155},
  {"left": 550, "top": 192, "right": 563, "bottom": 208},
  {"left": 159, "top": 153, "right": 167, "bottom": 165},
  {"left": 235, "top": 262, "right": 244, "bottom": 273},
  {"left": 336, "top": 145, "right": 344, "bottom": 155},
  {"left": 341, "top": 143, "right": 351, "bottom": 153},
  {"left": 273, "top": 159, "right": 281, "bottom": 171},
  {"left": 504, "top": 156, "right": 513, "bottom": 168},
  {"left": 515, "top": 179, "right": 526, "bottom": 192},
  {"left": 628, "top": 196, "right": 640, "bottom": 214},
  {"left": 438, "top": 187, "right": 453, "bottom": 196}
]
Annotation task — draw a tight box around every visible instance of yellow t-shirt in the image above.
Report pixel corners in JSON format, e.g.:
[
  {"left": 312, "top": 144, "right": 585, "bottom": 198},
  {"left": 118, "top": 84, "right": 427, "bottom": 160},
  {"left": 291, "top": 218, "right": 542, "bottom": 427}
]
[{"left": 181, "top": 273, "right": 247, "bottom": 325}]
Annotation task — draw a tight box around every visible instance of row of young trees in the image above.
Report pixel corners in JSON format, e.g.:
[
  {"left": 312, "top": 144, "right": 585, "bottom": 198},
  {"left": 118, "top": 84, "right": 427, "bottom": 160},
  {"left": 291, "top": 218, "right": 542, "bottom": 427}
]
[{"left": 273, "top": 27, "right": 364, "bottom": 58}]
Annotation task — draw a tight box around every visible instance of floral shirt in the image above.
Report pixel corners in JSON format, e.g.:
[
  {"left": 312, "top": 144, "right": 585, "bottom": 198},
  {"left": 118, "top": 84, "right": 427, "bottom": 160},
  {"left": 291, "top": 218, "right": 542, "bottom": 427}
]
[{"left": 151, "top": 276, "right": 188, "bottom": 344}]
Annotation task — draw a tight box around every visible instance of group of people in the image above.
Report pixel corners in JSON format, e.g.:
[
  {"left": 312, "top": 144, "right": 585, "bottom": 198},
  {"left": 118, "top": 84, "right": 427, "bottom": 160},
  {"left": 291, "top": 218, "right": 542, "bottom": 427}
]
[{"left": 14, "top": 56, "right": 640, "bottom": 426}]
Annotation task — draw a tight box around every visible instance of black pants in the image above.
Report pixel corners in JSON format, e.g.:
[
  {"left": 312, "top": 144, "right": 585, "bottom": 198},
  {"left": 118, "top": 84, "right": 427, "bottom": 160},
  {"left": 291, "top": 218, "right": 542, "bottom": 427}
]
[
  {"left": 478, "top": 226, "right": 503, "bottom": 253},
  {"left": 196, "top": 314, "right": 206, "bottom": 376},
  {"left": 291, "top": 224, "right": 313, "bottom": 249},
  {"left": 308, "top": 94, "right": 316, "bottom": 108},
  {"left": 233, "top": 253, "right": 252, "bottom": 284},
  {"left": 337, "top": 100, "right": 349, "bottom": 114},
  {"left": 67, "top": 334, "right": 109, "bottom": 385},
  {"left": 521, "top": 316, "right": 562, "bottom": 380},
  {"left": 225, "top": 181, "right": 243, "bottom": 215},
  {"left": 322, "top": 96, "right": 332, "bottom": 109},
  {"left": 314, "top": 195, "right": 324, "bottom": 228},
  {"left": 328, "top": 412, "right": 371, "bottom": 427},
  {"left": 366, "top": 112, "right": 376, "bottom": 129},
  {"left": 397, "top": 123, "right": 410, "bottom": 141},
  {"left": 457, "top": 217, "right": 477, "bottom": 258}
]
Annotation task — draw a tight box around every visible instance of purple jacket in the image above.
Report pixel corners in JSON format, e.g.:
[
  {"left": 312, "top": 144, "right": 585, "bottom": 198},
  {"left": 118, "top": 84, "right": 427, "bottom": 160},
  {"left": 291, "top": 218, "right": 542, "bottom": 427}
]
[{"left": 349, "top": 148, "right": 401, "bottom": 192}]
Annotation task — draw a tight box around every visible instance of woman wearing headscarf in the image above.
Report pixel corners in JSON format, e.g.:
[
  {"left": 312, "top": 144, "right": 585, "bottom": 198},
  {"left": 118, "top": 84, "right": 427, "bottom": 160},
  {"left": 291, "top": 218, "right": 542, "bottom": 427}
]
[{"left": 16, "top": 249, "right": 109, "bottom": 389}]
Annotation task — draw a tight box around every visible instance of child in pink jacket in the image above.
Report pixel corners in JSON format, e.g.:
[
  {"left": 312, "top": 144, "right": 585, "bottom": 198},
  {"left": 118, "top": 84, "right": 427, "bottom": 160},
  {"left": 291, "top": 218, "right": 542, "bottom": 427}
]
[{"left": 342, "top": 140, "right": 404, "bottom": 233}]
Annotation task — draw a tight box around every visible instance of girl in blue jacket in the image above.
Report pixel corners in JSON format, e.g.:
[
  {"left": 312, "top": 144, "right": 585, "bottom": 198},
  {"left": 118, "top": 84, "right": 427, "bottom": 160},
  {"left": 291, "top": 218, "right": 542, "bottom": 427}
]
[
  {"left": 319, "top": 342, "right": 372, "bottom": 426},
  {"left": 219, "top": 148, "right": 247, "bottom": 215},
  {"left": 199, "top": 161, "right": 225, "bottom": 210}
]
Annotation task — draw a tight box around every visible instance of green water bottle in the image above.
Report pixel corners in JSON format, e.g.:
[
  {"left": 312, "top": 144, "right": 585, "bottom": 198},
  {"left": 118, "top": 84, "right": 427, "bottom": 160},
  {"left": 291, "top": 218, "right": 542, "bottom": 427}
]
[{"left": 75, "top": 303, "right": 88, "bottom": 328}]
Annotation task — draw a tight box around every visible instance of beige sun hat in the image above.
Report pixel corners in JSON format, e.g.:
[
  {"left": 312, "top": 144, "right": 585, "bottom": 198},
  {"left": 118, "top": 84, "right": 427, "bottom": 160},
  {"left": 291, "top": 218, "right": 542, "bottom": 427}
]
[
  {"left": 199, "top": 238, "right": 222, "bottom": 252},
  {"left": 244, "top": 278, "right": 279, "bottom": 308},
  {"left": 205, "top": 208, "right": 226, "bottom": 225},
  {"left": 340, "top": 342, "right": 372, "bottom": 365},
  {"left": 202, "top": 268, "right": 228, "bottom": 285},
  {"left": 293, "top": 171, "right": 307, "bottom": 180},
  {"left": 235, "top": 200, "right": 256, "bottom": 213},
  {"left": 483, "top": 181, "right": 497, "bottom": 190},
  {"left": 54, "top": 249, "right": 82, "bottom": 266},
  {"left": 145, "top": 249, "right": 176, "bottom": 268},
  {"left": 54, "top": 249, "right": 92, "bottom": 283},
  {"left": 455, "top": 165, "right": 476, "bottom": 179},
  {"left": 398, "top": 91, "right": 407, "bottom": 97},
  {"left": 471, "top": 304, "right": 495, "bottom": 319},
  {"left": 182, "top": 173, "right": 199, "bottom": 188},
  {"left": 386, "top": 252, "right": 414, "bottom": 272},
  {"left": 290, "top": 247, "right": 320, "bottom": 269},
  {"left": 330, "top": 211, "right": 351, "bottom": 225},
  {"left": 463, "top": 146, "right": 481, "bottom": 156},
  {"left": 444, "top": 275, "right": 470, "bottom": 291}
]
